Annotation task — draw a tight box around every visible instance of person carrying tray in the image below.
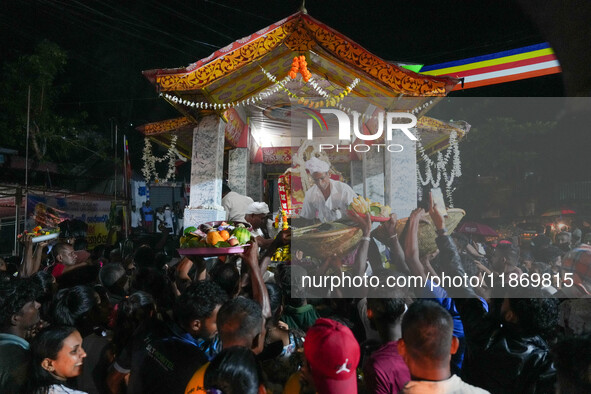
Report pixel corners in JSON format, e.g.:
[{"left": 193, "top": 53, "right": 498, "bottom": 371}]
[{"left": 300, "top": 157, "right": 356, "bottom": 223}]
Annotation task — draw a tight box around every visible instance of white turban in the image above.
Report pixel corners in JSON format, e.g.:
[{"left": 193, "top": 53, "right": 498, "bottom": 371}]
[
  {"left": 305, "top": 157, "right": 330, "bottom": 174},
  {"left": 246, "top": 202, "right": 270, "bottom": 215}
]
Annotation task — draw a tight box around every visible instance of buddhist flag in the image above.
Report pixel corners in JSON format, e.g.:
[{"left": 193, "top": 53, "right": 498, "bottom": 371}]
[{"left": 421, "top": 42, "right": 561, "bottom": 90}]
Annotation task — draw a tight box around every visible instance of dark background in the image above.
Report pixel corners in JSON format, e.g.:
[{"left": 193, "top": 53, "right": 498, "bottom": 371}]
[{"left": 3, "top": 0, "right": 589, "bottom": 223}]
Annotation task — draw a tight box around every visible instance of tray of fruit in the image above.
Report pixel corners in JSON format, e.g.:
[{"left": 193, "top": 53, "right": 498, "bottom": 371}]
[
  {"left": 348, "top": 196, "right": 392, "bottom": 222},
  {"left": 178, "top": 221, "right": 253, "bottom": 256},
  {"left": 18, "top": 226, "right": 60, "bottom": 243}
]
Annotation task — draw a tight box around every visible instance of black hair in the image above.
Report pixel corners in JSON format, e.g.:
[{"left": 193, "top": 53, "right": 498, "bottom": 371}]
[
  {"left": 99, "top": 263, "right": 126, "bottom": 289},
  {"left": 134, "top": 244, "right": 156, "bottom": 269},
  {"left": 27, "top": 326, "right": 78, "bottom": 394},
  {"left": 401, "top": 300, "right": 453, "bottom": 363},
  {"left": 132, "top": 267, "right": 175, "bottom": 310},
  {"left": 56, "top": 264, "right": 100, "bottom": 289},
  {"left": 552, "top": 334, "right": 591, "bottom": 394},
  {"left": 58, "top": 219, "right": 88, "bottom": 239},
  {"left": 520, "top": 250, "right": 534, "bottom": 262},
  {"left": 222, "top": 183, "right": 231, "bottom": 195},
  {"left": 31, "top": 271, "right": 57, "bottom": 321},
  {"left": 204, "top": 346, "right": 264, "bottom": 394},
  {"left": 0, "top": 277, "right": 39, "bottom": 329},
  {"left": 451, "top": 233, "right": 469, "bottom": 250},
  {"left": 174, "top": 280, "right": 228, "bottom": 327},
  {"left": 112, "top": 291, "right": 156, "bottom": 356},
  {"left": 51, "top": 242, "right": 72, "bottom": 262},
  {"left": 367, "top": 297, "right": 406, "bottom": 325},
  {"left": 217, "top": 297, "right": 263, "bottom": 345},
  {"left": 73, "top": 238, "right": 88, "bottom": 251},
  {"left": 265, "top": 282, "right": 284, "bottom": 319},
  {"left": 90, "top": 244, "right": 107, "bottom": 262},
  {"left": 52, "top": 285, "right": 97, "bottom": 330},
  {"left": 536, "top": 246, "right": 563, "bottom": 265},
  {"left": 494, "top": 243, "right": 520, "bottom": 266},
  {"left": 210, "top": 261, "right": 241, "bottom": 299},
  {"left": 276, "top": 263, "right": 307, "bottom": 307},
  {"left": 505, "top": 287, "right": 559, "bottom": 341},
  {"left": 32, "top": 271, "right": 56, "bottom": 299}
]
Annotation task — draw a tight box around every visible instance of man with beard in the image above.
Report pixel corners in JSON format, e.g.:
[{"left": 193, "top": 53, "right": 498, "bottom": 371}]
[{"left": 300, "top": 157, "right": 356, "bottom": 223}]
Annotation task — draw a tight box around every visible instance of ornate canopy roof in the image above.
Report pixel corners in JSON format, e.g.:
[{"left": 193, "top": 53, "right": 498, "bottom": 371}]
[
  {"left": 143, "top": 11, "right": 458, "bottom": 112},
  {"left": 140, "top": 11, "right": 461, "bottom": 161}
]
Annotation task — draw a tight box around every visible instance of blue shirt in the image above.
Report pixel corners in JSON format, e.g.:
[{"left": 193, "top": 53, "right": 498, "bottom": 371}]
[{"left": 141, "top": 206, "right": 154, "bottom": 221}]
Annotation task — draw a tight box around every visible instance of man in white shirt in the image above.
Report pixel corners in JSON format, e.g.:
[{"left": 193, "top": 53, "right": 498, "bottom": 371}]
[
  {"left": 163, "top": 205, "right": 175, "bottom": 232},
  {"left": 130, "top": 205, "right": 142, "bottom": 232},
  {"left": 300, "top": 157, "right": 357, "bottom": 223},
  {"left": 221, "top": 183, "right": 254, "bottom": 223}
]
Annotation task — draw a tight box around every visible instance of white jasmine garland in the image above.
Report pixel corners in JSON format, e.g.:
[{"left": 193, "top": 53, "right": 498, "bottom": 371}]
[
  {"left": 416, "top": 131, "right": 462, "bottom": 207},
  {"left": 141, "top": 135, "right": 179, "bottom": 183}
]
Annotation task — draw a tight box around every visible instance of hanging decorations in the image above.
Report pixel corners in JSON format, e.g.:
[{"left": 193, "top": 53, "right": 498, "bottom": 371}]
[
  {"left": 289, "top": 56, "right": 311, "bottom": 82},
  {"left": 160, "top": 57, "right": 360, "bottom": 112},
  {"left": 261, "top": 65, "right": 360, "bottom": 109},
  {"left": 141, "top": 135, "right": 179, "bottom": 183},
  {"left": 416, "top": 131, "right": 462, "bottom": 207}
]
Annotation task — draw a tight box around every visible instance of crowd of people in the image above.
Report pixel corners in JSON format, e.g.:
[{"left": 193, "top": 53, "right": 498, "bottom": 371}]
[
  {"left": 133, "top": 201, "right": 184, "bottom": 235},
  {"left": 1, "top": 187, "right": 591, "bottom": 393}
]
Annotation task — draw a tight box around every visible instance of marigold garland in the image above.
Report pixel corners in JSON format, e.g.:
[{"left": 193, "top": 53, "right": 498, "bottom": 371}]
[{"left": 289, "top": 56, "right": 311, "bottom": 82}]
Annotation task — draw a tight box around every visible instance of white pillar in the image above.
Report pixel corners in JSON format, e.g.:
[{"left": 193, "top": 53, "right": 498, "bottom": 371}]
[
  {"left": 247, "top": 162, "right": 264, "bottom": 202},
  {"left": 350, "top": 159, "right": 364, "bottom": 196},
  {"left": 184, "top": 115, "right": 227, "bottom": 229},
  {"left": 365, "top": 148, "right": 385, "bottom": 204},
  {"left": 228, "top": 148, "right": 249, "bottom": 196},
  {"left": 384, "top": 135, "right": 417, "bottom": 218}
]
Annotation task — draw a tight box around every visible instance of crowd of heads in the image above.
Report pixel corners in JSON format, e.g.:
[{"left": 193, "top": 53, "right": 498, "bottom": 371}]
[{"left": 1, "top": 208, "right": 591, "bottom": 394}]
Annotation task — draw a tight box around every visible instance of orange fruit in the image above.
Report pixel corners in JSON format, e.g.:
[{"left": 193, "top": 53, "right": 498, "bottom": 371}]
[{"left": 219, "top": 230, "right": 230, "bottom": 241}]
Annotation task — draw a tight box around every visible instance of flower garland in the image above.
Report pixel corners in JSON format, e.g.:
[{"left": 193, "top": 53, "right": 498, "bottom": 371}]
[
  {"left": 141, "top": 135, "right": 179, "bottom": 183},
  {"left": 289, "top": 56, "right": 311, "bottom": 82},
  {"left": 416, "top": 131, "right": 462, "bottom": 207},
  {"left": 261, "top": 66, "right": 360, "bottom": 109},
  {"left": 160, "top": 64, "right": 360, "bottom": 111}
]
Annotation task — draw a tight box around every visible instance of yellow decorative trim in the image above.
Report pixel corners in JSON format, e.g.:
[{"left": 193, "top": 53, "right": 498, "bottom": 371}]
[
  {"left": 301, "top": 18, "right": 451, "bottom": 96},
  {"left": 283, "top": 19, "right": 316, "bottom": 52},
  {"left": 141, "top": 117, "right": 193, "bottom": 135},
  {"left": 156, "top": 21, "right": 298, "bottom": 91},
  {"left": 153, "top": 15, "right": 456, "bottom": 95}
]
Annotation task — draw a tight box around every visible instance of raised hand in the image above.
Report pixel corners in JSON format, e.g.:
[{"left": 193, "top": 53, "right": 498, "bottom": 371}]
[{"left": 428, "top": 191, "right": 445, "bottom": 231}]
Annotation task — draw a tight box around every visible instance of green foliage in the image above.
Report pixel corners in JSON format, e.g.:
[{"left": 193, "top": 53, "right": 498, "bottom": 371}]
[{"left": 0, "top": 40, "right": 107, "bottom": 171}]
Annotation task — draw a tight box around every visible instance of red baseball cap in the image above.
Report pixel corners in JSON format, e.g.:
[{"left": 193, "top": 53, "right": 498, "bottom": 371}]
[{"left": 304, "top": 318, "right": 360, "bottom": 394}]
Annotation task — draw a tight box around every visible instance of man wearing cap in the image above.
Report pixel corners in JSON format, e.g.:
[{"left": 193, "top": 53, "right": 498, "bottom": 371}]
[
  {"left": 285, "top": 318, "right": 360, "bottom": 394},
  {"left": 300, "top": 157, "right": 357, "bottom": 223},
  {"left": 245, "top": 202, "right": 274, "bottom": 249}
]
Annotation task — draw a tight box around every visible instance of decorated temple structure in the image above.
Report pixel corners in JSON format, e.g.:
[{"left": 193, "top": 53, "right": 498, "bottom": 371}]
[{"left": 140, "top": 10, "right": 464, "bottom": 230}]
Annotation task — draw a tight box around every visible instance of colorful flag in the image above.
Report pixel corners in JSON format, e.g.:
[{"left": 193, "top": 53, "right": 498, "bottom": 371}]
[{"left": 421, "top": 43, "right": 561, "bottom": 90}]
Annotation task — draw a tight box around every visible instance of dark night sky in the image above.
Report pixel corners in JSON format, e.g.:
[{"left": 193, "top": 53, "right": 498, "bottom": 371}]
[{"left": 1, "top": 0, "right": 565, "bottom": 134}]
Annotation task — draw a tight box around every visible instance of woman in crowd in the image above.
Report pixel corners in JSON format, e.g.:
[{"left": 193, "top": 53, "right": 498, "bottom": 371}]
[
  {"left": 204, "top": 346, "right": 266, "bottom": 394},
  {"left": 27, "top": 325, "right": 87, "bottom": 394}
]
